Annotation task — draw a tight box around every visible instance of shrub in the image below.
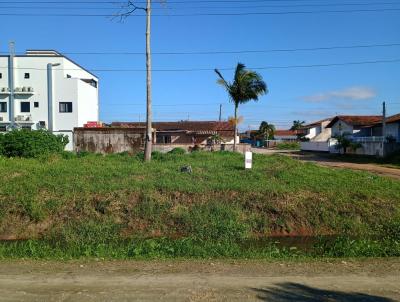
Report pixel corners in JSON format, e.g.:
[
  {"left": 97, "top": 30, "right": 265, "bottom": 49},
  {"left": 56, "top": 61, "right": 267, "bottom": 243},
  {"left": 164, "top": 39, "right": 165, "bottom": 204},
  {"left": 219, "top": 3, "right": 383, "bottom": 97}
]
[
  {"left": 168, "top": 147, "right": 186, "bottom": 155},
  {"left": 0, "top": 130, "right": 68, "bottom": 158}
]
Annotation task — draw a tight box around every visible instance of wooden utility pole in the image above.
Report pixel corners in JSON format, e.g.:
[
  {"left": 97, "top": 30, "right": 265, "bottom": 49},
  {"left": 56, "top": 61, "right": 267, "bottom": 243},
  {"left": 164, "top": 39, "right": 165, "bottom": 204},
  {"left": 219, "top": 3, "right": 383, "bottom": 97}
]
[
  {"left": 144, "top": 0, "right": 153, "bottom": 161},
  {"left": 219, "top": 104, "right": 222, "bottom": 121}
]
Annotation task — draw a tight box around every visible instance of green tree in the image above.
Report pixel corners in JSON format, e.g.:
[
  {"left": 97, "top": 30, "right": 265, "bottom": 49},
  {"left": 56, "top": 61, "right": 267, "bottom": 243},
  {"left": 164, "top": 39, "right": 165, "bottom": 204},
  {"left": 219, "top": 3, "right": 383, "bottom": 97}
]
[
  {"left": 290, "top": 120, "right": 307, "bottom": 141},
  {"left": 215, "top": 63, "right": 268, "bottom": 151},
  {"left": 334, "top": 133, "right": 362, "bottom": 155},
  {"left": 258, "top": 121, "right": 275, "bottom": 140}
]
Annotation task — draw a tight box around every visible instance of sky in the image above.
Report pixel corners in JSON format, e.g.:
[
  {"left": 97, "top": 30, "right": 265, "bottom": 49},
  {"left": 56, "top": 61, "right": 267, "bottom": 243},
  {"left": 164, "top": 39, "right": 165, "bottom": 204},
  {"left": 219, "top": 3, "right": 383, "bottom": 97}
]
[{"left": 0, "top": 0, "right": 399, "bottom": 130}]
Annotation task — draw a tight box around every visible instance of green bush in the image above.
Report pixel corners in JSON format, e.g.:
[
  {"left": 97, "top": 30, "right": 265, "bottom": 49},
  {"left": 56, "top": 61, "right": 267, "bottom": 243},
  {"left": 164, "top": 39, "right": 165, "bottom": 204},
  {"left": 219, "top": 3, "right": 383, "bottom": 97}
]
[
  {"left": 168, "top": 147, "right": 186, "bottom": 155},
  {"left": 0, "top": 130, "right": 68, "bottom": 158}
]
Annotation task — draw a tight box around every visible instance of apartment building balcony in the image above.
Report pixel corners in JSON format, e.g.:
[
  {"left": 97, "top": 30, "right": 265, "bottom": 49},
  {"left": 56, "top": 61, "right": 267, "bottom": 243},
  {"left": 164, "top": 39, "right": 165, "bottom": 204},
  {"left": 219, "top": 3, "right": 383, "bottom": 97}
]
[{"left": 0, "top": 87, "right": 35, "bottom": 96}]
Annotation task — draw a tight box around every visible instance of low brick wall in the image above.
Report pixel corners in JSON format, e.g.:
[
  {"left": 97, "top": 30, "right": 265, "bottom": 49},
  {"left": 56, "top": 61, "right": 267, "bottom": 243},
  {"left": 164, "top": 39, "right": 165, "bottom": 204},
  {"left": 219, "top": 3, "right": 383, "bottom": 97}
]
[
  {"left": 153, "top": 143, "right": 251, "bottom": 154},
  {"left": 74, "top": 128, "right": 145, "bottom": 154}
]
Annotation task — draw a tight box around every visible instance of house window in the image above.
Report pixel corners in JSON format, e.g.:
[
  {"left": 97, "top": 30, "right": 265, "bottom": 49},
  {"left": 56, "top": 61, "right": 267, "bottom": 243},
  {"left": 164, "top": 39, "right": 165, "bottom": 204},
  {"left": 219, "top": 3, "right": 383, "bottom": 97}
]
[
  {"left": 24, "top": 73, "right": 30, "bottom": 79},
  {"left": 20, "top": 102, "right": 30, "bottom": 113},
  {"left": 0, "top": 102, "right": 6, "bottom": 112},
  {"left": 0, "top": 73, "right": 2, "bottom": 79},
  {"left": 0, "top": 126, "right": 6, "bottom": 132},
  {"left": 156, "top": 135, "right": 172, "bottom": 144},
  {"left": 34, "top": 102, "right": 39, "bottom": 108},
  {"left": 59, "top": 102, "right": 73, "bottom": 113}
]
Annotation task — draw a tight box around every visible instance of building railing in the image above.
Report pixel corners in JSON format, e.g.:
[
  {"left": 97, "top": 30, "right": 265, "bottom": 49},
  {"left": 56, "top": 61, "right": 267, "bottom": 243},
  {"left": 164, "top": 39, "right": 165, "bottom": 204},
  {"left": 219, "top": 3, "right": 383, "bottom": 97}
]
[{"left": 351, "top": 136, "right": 385, "bottom": 143}]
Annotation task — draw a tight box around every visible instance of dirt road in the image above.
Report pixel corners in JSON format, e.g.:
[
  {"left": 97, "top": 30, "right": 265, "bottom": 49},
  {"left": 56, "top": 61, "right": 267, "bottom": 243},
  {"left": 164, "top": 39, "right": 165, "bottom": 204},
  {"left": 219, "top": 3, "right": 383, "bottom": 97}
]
[
  {"left": 251, "top": 148, "right": 400, "bottom": 180},
  {"left": 0, "top": 259, "right": 399, "bottom": 301}
]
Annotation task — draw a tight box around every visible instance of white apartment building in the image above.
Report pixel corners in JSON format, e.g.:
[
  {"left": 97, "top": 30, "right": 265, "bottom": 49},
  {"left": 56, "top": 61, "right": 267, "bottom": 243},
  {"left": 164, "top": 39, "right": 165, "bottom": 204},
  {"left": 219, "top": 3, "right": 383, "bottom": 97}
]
[{"left": 0, "top": 48, "right": 99, "bottom": 148}]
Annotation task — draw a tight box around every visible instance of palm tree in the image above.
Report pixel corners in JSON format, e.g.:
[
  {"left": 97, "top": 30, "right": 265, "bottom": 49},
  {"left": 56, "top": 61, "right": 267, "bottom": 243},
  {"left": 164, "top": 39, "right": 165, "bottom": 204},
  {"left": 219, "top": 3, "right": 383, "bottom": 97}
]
[
  {"left": 290, "top": 120, "right": 307, "bottom": 141},
  {"left": 258, "top": 121, "right": 275, "bottom": 140},
  {"left": 290, "top": 120, "right": 305, "bottom": 132},
  {"left": 215, "top": 63, "right": 268, "bottom": 151}
]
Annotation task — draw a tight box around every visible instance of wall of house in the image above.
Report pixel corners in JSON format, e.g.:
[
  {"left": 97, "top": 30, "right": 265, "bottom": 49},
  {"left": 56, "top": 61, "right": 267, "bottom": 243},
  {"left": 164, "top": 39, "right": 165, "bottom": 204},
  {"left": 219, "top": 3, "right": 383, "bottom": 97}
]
[
  {"left": 74, "top": 128, "right": 144, "bottom": 154},
  {"left": 330, "top": 121, "right": 354, "bottom": 136},
  {"left": 306, "top": 127, "right": 318, "bottom": 139},
  {"left": 386, "top": 123, "right": 400, "bottom": 141},
  {"left": 0, "top": 55, "right": 98, "bottom": 132}
]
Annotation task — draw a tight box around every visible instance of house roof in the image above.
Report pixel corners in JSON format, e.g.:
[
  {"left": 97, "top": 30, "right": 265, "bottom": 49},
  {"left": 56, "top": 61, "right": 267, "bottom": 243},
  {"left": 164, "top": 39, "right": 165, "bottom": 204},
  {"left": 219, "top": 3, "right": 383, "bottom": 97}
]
[
  {"left": 274, "top": 130, "right": 297, "bottom": 137},
  {"left": 111, "top": 121, "right": 234, "bottom": 136},
  {"left": 386, "top": 113, "right": 400, "bottom": 124},
  {"left": 302, "top": 118, "right": 332, "bottom": 129},
  {"left": 0, "top": 49, "right": 98, "bottom": 79},
  {"left": 326, "top": 115, "right": 382, "bottom": 128}
]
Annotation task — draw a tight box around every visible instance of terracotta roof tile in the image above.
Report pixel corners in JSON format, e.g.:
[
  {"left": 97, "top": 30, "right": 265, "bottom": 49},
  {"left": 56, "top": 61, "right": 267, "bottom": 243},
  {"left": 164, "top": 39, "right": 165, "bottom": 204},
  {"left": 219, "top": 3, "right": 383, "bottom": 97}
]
[
  {"left": 326, "top": 115, "right": 382, "bottom": 128},
  {"left": 274, "top": 130, "right": 297, "bottom": 136},
  {"left": 111, "top": 121, "right": 234, "bottom": 135}
]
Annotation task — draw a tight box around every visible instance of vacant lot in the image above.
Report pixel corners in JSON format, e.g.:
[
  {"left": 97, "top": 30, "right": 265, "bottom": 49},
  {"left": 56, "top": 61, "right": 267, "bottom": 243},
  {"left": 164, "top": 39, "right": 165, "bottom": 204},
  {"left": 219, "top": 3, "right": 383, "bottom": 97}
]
[
  {"left": 0, "top": 151, "right": 399, "bottom": 258},
  {"left": 0, "top": 259, "right": 399, "bottom": 301}
]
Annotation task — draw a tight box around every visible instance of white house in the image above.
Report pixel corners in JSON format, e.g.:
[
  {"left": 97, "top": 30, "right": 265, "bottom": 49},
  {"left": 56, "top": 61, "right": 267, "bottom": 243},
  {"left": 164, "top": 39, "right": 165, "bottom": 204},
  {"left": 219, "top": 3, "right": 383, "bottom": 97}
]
[
  {"left": 0, "top": 48, "right": 99, "bottom": 148},
  {"left": 325, "top": 115, "right": 382, "bottom": 137},
  {"left": 302, "top": 118, "right": 332, "bottom": 142}
]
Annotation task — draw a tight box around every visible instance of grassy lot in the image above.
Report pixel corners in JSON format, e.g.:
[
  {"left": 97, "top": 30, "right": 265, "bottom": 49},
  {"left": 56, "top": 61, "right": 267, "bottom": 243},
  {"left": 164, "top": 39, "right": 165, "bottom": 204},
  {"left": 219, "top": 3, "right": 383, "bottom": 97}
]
[{"left": 0, "top": 151, "right": 399, "bottom": 259}]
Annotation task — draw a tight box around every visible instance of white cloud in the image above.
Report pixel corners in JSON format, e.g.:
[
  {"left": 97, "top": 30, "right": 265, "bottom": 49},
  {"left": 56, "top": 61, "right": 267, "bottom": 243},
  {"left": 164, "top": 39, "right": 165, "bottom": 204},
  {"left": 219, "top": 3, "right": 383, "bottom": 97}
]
[{"left": 304, "top": 86, "right": 376, "bottom": 103}]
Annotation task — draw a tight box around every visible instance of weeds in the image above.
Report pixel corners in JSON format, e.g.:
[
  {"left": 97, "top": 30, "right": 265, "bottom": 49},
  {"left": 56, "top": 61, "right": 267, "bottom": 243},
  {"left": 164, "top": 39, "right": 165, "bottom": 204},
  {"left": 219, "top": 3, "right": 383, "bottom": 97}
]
[{"left": 0, "top": 152, "right": 399, "bottom": 259}]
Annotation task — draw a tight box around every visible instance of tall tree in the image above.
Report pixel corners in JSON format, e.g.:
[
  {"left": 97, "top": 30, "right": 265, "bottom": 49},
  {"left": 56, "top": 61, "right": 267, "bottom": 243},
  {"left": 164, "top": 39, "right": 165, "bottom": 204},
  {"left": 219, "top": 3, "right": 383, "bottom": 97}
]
[
  {"left": 258, "top": 121, "right": 275, "bottom": 140},
  {"left": 119, "top": 0, "right": 157, "bottom": 161},
  {"left": 215, "top": 63, "right": 268, "bottom": 151},
  {"left": 290, "top": 120, "right": 305, "bottom": 132}
]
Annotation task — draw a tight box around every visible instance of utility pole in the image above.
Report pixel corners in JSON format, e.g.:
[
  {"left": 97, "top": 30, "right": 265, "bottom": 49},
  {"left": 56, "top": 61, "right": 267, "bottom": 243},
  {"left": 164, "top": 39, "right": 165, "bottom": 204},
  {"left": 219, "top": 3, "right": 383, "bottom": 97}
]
[
  {"left": 382, "top": 101, "right": 387, "bottom": 158},
  {"left": 8, "top": 41, "right": 15, "bottom": 129},
  {"left": 219, "top": 104, "right": 222, "bottom": 121},
  {"left": 144, "top": 0, "right": 153, "bottom": 162},
  {"left": 382, "top": 101, "right": 387, "bottom": 140}
]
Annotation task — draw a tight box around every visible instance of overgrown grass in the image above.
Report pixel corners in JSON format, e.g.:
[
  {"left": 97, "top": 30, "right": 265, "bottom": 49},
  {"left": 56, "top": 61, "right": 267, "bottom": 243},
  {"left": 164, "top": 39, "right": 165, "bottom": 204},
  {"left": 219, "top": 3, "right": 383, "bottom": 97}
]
[
  {"left": 275, "top": 142, "right": 301, "bottom": 150},
  {"left": 0, "top": 151, "right": 399, "bottom": 259}
]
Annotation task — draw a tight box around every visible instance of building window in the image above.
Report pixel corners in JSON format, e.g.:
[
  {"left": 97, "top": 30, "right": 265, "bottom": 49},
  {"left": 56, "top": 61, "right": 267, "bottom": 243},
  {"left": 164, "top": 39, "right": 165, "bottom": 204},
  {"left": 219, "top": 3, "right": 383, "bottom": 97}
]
[
  {"left": 0, "top": 102, "right": 6, "bottom": 112},
  {"left": 0, "top": 126, "right": 6, "bottom": 132},
  {"left": 20, "top": 102, "right": 30, "bottom": 113},
  {"left": 24, "top": 73, "right": 30, "bottom": 79},
  {"left": 59, "top": 102, "right": 73, "bottom": 113},
  {"left": 34, "top": 102, "right": 39, "bottom": 108},
  {"left": 0, "top": 73, "right": 2, "bottom": 79},
  {"left": 156, "top": 135, "right": 172, "bottom": 144}
]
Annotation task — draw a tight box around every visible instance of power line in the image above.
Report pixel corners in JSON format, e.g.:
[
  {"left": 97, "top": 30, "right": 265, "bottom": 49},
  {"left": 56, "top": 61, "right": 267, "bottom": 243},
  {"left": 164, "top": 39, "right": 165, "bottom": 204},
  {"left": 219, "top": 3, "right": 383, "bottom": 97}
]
[
  {"left": 1, "top": 42, "right": 398, "bottom": 56},
  {"left": 1, "top": 2, "right": 399, "bottom": 9},
  {"left": 3, "top": 0, "right": 399, "bottom": 3},
  {"left": 1, "top": 58, "right": 399, "bottom": 72},
  {"left": 0, "top": 8, "right": 400, "bottom": 16}
]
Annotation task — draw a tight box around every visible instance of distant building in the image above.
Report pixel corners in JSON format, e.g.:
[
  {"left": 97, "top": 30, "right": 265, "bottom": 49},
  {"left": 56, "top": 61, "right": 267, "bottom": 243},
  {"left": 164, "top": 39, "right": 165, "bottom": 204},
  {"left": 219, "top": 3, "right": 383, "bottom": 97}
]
[
  {"left": 325, "top": 115, "right": 382, "bottom": 137},
  {"left": 273, "top": 130, "right": 298, "bottom": 141},
  {"left": 301, "top": 118, "right": 332, "bottom": 142},
  {"left": 0, "top": 49, "right": 99, "bottom": 136},
  {"left": 111, "top": 121, "right": 236, "bottom": 145}
]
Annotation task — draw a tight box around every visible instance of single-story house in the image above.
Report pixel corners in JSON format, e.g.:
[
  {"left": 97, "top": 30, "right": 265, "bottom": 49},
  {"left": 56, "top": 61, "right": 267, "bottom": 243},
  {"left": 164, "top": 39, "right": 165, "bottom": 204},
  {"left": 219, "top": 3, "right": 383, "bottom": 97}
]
[
  {"left": 364, "top": 113, "right": 400, "bottom": 142},
  {"left": 325, "top": 115, "right": 383, "bottom": 137},
  {"left": 301, "top": 118, "right": 332, "bottom": 142},
  {"left": 111, "top": 121, "right": 236, "bottom": 145},
  {"left": 274, "top": 130, "right": 298, "bottom": 141}
]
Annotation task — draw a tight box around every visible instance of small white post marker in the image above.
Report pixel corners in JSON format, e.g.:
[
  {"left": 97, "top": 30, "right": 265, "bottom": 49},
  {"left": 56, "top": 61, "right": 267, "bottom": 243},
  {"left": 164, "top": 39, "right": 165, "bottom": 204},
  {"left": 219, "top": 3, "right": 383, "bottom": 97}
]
[{"left": 245, "top": 151, "right": 253, "bottom": 169}]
